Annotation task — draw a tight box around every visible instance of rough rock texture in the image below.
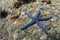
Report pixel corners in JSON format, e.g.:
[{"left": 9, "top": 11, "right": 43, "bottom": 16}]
[{"left": 0, "top": 0, "right": 60, "bottom": 40}]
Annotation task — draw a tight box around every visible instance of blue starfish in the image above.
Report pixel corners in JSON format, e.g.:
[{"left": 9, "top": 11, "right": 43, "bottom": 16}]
[{"left": 21, "top": 9, "right": 52, "bottom": 34}]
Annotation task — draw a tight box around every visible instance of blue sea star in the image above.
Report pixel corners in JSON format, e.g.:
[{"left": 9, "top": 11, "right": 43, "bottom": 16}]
[{"left": 21, "top": 9, "right": 52, "bottom": 34}]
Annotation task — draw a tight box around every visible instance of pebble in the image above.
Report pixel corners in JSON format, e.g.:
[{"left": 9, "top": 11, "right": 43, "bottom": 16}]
[
  {"left": 41, "top": 11, "right": 50, "bottom": 16},
  {"left": 50, "top": 18, "right": 56, "bottom": 22},
  {"left": 40, "top": 35, "right": 47, "bottom": 40},
  {"left": 21, "top": 11, "right": 25, "bottom": 15},
  {"left": 55, "top": 10, "right": 59, "bottom": 13},
  {"left": 52, "top": 7, "right": 55, "bottom": 9},
  {"left": 13, "top": 33, "right": 18, "bottom": 40},
  {"left": 22, "top": 38, "right": 26, "bottom": 40}
]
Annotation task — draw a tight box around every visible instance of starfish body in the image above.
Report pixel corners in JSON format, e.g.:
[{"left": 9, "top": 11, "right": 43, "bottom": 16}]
[{"left": 21, "top": 9, "right": 52, "bottom": 34}]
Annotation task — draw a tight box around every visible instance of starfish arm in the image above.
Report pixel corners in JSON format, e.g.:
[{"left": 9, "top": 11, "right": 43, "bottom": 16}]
[
  {"left": 25, "top": 13, "right": 34, "bottom": 19},
  {"left": 36, "top": 20, "right": 48, "bottom": 34},
  {"left": 21, "top": 20, "right": 35, "bottom": 30},
  {"left": 35, "top": 9, "right": 41, "bottom": 17},
  {"left": 39, "top": 16, "right": 52, "bottom": 21},
  {"left": 25, "top": 12, "right": 33, "bottom": 19}
]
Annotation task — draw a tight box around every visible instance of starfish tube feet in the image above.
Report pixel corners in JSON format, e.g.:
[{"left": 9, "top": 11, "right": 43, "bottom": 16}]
[
  {"left": 36, "top": 20, "right": 48, "bottom": 34},
  {"left": 21, "top": 20, "right": 35, "bottom": 30}
]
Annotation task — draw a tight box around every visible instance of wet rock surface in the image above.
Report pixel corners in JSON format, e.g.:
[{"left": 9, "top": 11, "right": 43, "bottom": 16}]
[{"left": 0, "top": 0, "right": 60, "bottom": 40}]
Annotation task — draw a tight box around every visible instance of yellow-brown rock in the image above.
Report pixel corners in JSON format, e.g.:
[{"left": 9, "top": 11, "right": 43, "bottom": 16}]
[
  {"left": 10, "top": 13, "right": 19, "bottom": 19},
  {"left": 41, "top": 11, "right": 50, "bottom": 16},
  {"left": 16, "top": 19, "right": 26, "bottom": 27},
  {"left": 38, "top": 0, "right": 51, "bottom": 4}
]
